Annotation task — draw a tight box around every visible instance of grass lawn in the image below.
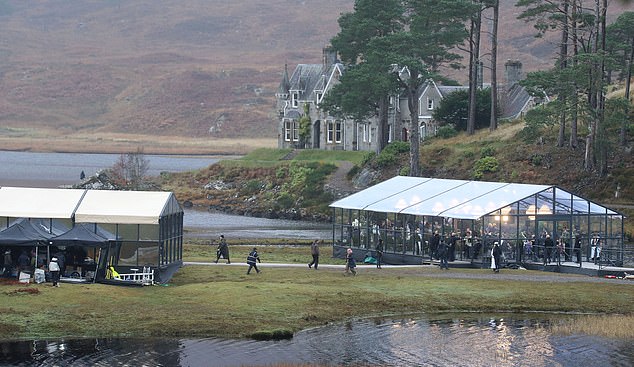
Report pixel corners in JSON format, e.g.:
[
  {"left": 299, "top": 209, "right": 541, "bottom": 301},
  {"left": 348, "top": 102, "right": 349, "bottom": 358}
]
[{"left": 1, "top": 243, "right": 633, "bottom": 341}]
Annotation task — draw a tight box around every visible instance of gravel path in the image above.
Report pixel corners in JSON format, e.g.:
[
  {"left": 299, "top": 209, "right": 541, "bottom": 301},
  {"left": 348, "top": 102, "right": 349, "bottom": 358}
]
[{"left": 184, "top": 262, "right": 634, "bottom": 284}]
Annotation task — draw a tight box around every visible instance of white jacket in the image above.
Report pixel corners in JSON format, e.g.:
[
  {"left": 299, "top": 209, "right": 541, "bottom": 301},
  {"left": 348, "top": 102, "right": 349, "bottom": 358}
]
[{"left": 49, "top": 260, "right": 60, "bottom": 272}]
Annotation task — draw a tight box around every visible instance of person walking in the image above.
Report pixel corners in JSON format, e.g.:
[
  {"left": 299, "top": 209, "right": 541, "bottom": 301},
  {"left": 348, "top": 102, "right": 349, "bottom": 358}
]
[
  {"left": 375, "top": 238, "right": 384, "bottom": 269},
  {"left": 308, "top": 239, "right": 320, "bottom": 270},
  {"left": 345, "top": 248, "right": 356, "bottom": 276},
  {"left": 49, "top": 256, "right": 61, "bottom": 287},
  {"left": 246, "top": 247, "right": 261, "bottom": 274},
  {"left": 491, "top": 242, "right": 502, "bottom": 273},
  {"left": 214, "top": 234, "right": 230, "bottom": 264}
]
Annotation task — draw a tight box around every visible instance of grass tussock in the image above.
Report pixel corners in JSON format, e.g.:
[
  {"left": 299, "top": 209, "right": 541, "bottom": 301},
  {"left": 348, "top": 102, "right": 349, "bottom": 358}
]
[{"left": 550, "top": 314, "right": 634, "bottom": 339}]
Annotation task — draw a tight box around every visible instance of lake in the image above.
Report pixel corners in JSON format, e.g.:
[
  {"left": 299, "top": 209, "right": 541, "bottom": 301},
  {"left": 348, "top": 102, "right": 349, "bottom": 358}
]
[
  {"left": 0, "top": 150, "right": 332, "bottom": 240},
  {"left": 0, "top": 150, "right": 227, "bottom": 188},
  {"left": 0, "top": 314, "right": 631, "bottom": 367}
]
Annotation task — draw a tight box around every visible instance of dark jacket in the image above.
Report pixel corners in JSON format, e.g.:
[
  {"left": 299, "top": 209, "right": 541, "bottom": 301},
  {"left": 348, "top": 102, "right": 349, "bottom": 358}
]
[{"left": 247, "top": 250, "right": 260, "bottom": 266}]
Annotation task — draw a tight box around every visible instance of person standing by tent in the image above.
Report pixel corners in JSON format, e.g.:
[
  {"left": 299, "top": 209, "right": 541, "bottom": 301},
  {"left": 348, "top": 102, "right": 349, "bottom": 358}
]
[
  {"left": 345, "top": 248, "right": 356, "bottom": 276},
  {"left": 543, "top": 234, "right": 554, "bottom": 265},
  {"left": 49, "top": 256, "right": 60, "bottom": 287},
  {"left": 17, "top": 250, "right": 30, "bottom": 274},
  {"left": 375, "top": 238, "right": 384, "bottom": 269},
  {"left": 438, "top": 239, "right": 449, "bottom": 270},
  {"left": 491, "top": 242, "right": 502, "bottom": 273},
  {"left": 308, "top": 239, "right": 320, "bottom": 270},
  {"left": 3, "top": 250, "right": 12, "bottom": 276},
  {"left": 214, "top": 234, "right": 230, "bottom": 264},
  {"left": 246, "top": 247, "right": 261, "bottom": 274}
]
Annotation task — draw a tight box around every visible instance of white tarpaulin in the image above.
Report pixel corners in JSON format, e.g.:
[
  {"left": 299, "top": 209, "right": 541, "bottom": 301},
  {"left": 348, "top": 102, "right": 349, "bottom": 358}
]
[
  {"left": 0, "top": 187, "right": 86, "bottom": 219},
  {"left": 330, "top": 176, "right": 618, "bottom": 220},
  {"left": 74, "top": 190, "right": 177, "bottom": 225}
]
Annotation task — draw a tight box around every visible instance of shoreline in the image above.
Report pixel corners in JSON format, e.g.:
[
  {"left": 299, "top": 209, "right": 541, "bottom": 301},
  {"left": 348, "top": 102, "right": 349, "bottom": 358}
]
[{"left": 0, "top": 133, "right": 276, "bottom": 155}]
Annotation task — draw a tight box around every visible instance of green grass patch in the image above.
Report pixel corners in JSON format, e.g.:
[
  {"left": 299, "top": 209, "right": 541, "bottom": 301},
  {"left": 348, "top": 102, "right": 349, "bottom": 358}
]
[
  {"left": 1, "top": 264, "right": 633, "bottom": 341},
  {"left": 293, "top": 150, "right": 366, "bottom": 165}
]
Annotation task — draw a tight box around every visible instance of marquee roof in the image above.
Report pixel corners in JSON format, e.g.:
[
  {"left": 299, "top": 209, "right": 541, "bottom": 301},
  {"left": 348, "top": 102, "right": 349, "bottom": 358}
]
[
  {"left": 0, "top": 187, "right": 86, "bottom": 219},
  {"left": 74, "top": 190, "right": 181, "bottom": 225},
  {"left": 330, "top": 176, "right": 619, "bottom": 220},
  {"left": 0, "top": 187, "right": 182, "bottom": 225}
]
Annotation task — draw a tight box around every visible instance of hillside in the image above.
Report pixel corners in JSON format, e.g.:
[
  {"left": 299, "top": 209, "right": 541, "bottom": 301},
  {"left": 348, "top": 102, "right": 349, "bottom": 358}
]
[
  {"left": 159, "top": 120, "right": 634, "bottom": 238},
  {"left": 1, "top": 0, "right": 630, "bottom": 147}
]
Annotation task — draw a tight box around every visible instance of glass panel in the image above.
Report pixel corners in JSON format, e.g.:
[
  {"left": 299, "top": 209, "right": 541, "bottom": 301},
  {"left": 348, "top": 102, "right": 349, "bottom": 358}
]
[
  {"left": 139, "top": 224, "right": 159, "bottom": 241},
  {"left": 117, "top": 242, "right": 139, "bottom": 266},
  {"left": 118, "top": 224, "right": 138, "bottom": 241}
]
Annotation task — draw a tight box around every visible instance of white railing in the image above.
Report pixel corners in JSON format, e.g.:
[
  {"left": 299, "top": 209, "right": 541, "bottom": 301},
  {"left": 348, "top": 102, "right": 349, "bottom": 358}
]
[{"left": 117, "top": 266, "right": 154, "bottom": 285}]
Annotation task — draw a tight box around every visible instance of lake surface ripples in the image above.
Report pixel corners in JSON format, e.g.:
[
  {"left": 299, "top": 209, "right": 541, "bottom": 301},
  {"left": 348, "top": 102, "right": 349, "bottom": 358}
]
[{"left": 1, "top": 315, "right": 632, "bottom": 367}]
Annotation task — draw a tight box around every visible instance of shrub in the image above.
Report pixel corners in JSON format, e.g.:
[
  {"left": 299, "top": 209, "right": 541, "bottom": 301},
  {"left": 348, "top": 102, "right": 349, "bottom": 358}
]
[
  {"left": 480, "top": 146, "right": 496, "bottom": 158},
  {"left": 436, "top": 125, "right": 458, "bottom": 139},
  {"left": 276, "top": 192, "right": 294, "bottom": 209},
  {"left": 530, "top": 154, "right": 543, "bottom": 166},
  {"left": 473, "top": 156, "right": 499, "bottom": 179},
  {"left": 240, "top": 179, "right": 263, "bottom": 195}
]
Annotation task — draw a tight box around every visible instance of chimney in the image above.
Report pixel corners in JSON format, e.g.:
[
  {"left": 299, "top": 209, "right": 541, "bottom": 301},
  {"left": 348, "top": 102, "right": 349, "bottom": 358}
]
[
  {"left": 505, "top": 60, "right": 522, "bottom": 86},
  {"left": 323, "top": 46, "right": 337, "bottom": 70}
]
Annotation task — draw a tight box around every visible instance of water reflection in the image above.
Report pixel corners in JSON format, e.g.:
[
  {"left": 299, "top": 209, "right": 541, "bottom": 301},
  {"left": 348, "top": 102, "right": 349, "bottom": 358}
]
[{"left": 1, "top": 315, "right": 632, "bottom": 367}]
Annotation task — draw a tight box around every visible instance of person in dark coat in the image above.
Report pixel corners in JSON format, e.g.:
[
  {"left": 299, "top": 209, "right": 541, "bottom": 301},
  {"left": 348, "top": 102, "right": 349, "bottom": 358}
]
[
  {"left": 430, "top": 231, "right": 440, "bottom": 260},
  {"left": 438, "top": 239, "right": 449, "bottom": 270},
  {"left": 308, "top": 239, "right": 320, "bottom": 270},
  {"left": 246, "top": 247, "right": 261, "bottom": 274},
  {"left": 543, "top": 234, "right": 554, "bottom": 264},
  {"left": 345, "top": 248, "right": 356, "bottom": 276},
  {"left": 375, "top": 238, "right": 384, "bottom": 269},
  {"left": 448, "top": 232, "right": 458, "bottom": 262},
  {"left": 214, "top": 234, "right": 230, "bottom": 264},
  {"left": 574, "top": 233, "right": 582, "bottom": 264},
  {"left": 17, "top": 251, "right": 30, "bottom": 273}
]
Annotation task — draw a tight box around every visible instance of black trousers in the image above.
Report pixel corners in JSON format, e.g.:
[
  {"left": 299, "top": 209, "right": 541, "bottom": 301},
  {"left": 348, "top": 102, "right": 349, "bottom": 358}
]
[{"left": 309, "top": 254, "right": 319, "bottom": 269}]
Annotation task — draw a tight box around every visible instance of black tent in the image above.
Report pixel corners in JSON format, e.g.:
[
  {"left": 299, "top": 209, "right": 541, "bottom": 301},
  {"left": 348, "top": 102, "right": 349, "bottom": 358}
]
[
  {"left": 50, "top": 224, "right": 109, "bottom": 247},
  {"left": 0, "top": 218, "right": 49, "bottom": 246}
]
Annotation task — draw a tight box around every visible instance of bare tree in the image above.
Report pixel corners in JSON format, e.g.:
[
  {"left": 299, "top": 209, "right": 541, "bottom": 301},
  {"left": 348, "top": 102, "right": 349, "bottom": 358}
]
[{"left": 110, "top": 147, "right": 150, "bottom": 189}]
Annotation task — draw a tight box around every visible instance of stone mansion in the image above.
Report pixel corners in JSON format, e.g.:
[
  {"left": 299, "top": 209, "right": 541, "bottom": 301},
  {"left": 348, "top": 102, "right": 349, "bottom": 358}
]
[{"left": 276, "top": 49, "right": 539, "bottom": 153}]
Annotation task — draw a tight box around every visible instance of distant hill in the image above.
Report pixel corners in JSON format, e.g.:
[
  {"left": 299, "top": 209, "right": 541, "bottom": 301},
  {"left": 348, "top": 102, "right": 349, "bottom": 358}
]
[{"left": 0, "top": 0, "right": 629, "bottom": 140}]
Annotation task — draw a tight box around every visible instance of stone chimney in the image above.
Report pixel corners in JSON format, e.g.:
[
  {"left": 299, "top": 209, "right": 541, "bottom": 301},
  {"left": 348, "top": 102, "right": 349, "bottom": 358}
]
[
  {"left": 323, "top": 46, "right": 337, "bottom": 70},
  {"left": 505, "top": 60, "right": 522, "bottom": 86}
]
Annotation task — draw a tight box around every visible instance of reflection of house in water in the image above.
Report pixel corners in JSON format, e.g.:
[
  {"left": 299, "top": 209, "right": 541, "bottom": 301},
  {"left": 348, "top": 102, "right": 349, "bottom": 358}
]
[{"left": 0, "top": 187, "right": 183, "bottom": 285}]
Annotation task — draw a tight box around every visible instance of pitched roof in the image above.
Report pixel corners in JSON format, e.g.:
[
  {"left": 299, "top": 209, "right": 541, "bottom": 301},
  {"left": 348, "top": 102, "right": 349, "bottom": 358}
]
[{"left": 330, "top": 176, "right": 619, "bottom": 220}]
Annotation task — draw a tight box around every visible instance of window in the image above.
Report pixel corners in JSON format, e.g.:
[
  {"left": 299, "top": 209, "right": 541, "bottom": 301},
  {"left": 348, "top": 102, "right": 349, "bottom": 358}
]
[
  {"left": 284, "top": 120, "right": 299, "bottom": 142},
  {"left": 316, "top": 92, "right": 323, "bottom": 104},
  {"left": 284, "top": 120, "right": 292, "bottom": 141},
  {"left": 291, "top": 92, "right": 299, "bottom": 108},
  {"left": 327, "top": 121, "right": 334, "bottom": 143},
  {"left": 327, "top": 120, "right": 342, "bottom": 143},
  {"left": 427, "top": 97, "right": 434, "bottom": 110},
  {"left": 292, "top": 120, "right": 299, "bottom": 142},
  {"left": 335, "top": 121, "right": 342, "bottom": 143}
]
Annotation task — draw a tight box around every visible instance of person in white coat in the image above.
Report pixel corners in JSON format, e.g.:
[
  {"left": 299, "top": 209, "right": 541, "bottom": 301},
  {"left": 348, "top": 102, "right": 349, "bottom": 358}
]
[
  {"left": 491, "top": 242, "right": 502, "bottom": 273},
  {"left": 49, "top": 257, "right": 61, "bottom": 287}
]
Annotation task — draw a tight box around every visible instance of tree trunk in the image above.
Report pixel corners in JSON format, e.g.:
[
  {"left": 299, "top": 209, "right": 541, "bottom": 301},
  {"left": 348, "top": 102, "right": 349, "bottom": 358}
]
[
  {"left": 570, "top": 0, "right": 579, "bottom": 149},
  {"left": 489, "top": 1, "right": 499, "bottom": 132},
  {"left": 621, "top": 36, "right": 634, "bottom": 147},
  {"left": 468, "top": 8, "right": 481, "bottom": 135},
  {"left": 557, "top": 0, "right": 570, "bottom": 147},
  {"left": 378, "top": 95, "right": 390, "bottom": 153},
  {"left": 407, "top": 85, "right": 421, "bottom": 177}
]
